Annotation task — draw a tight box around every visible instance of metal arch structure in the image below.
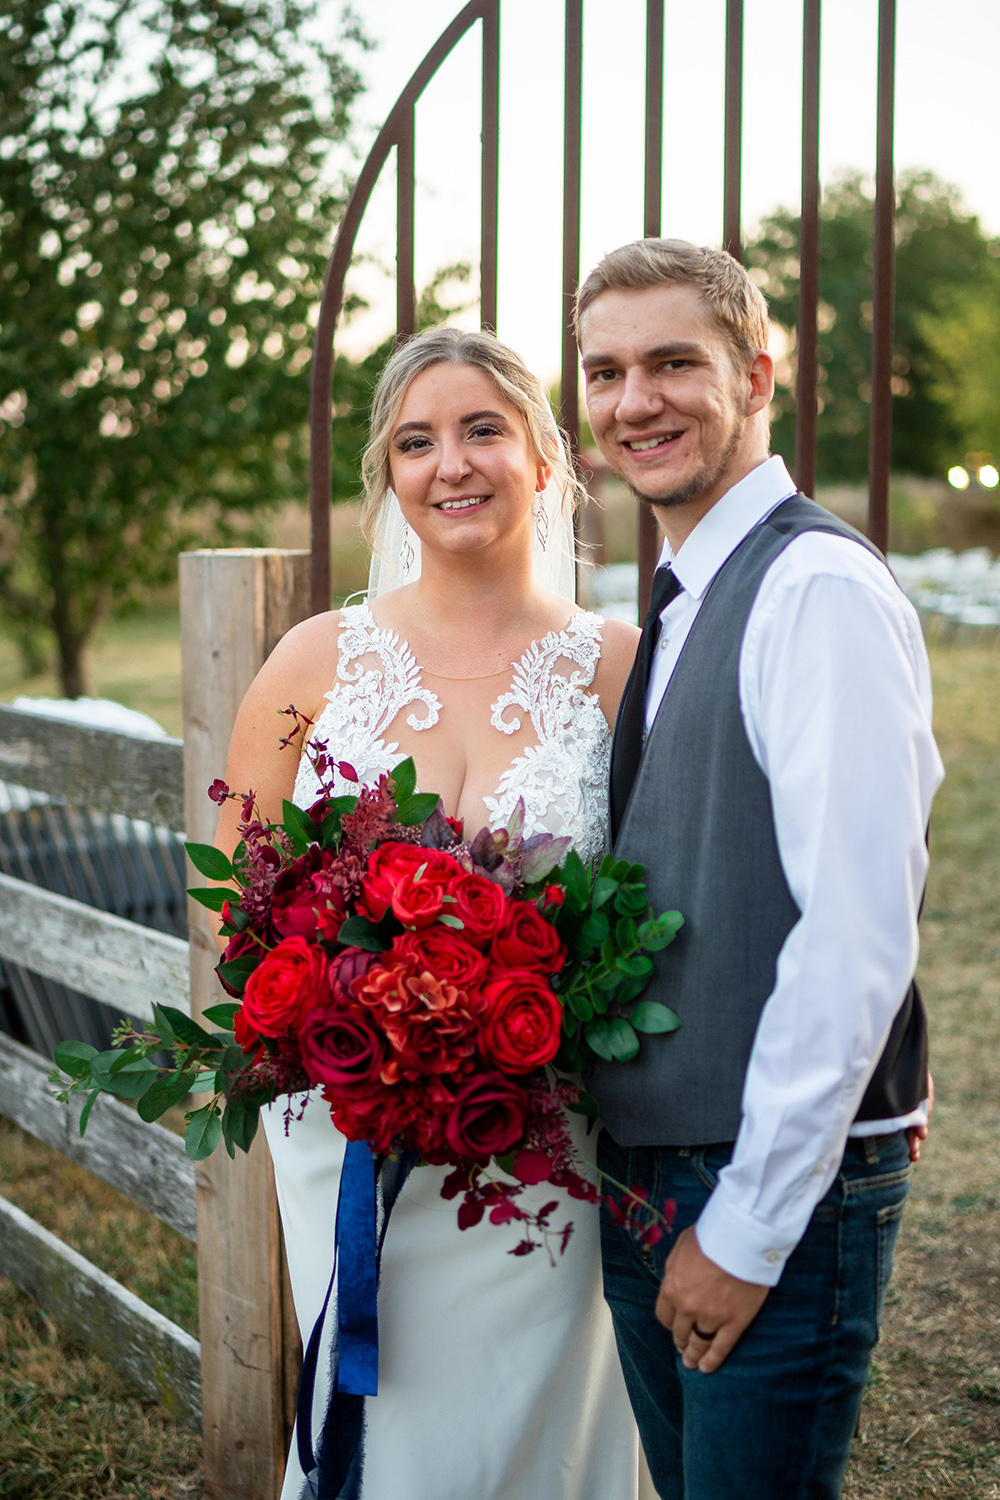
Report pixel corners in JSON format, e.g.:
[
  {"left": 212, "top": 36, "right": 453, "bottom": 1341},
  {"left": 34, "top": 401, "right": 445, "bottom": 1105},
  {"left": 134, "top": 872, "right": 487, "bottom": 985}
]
[{"left": 308, "top": 0, "right": 898, "bottom": 617}]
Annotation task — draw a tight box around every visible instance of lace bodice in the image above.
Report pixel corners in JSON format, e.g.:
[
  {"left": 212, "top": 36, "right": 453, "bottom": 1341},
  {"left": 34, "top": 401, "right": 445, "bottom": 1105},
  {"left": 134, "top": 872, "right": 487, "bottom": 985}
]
[{"left": 293, "top": 602, "right": 611, "bottom": 869}]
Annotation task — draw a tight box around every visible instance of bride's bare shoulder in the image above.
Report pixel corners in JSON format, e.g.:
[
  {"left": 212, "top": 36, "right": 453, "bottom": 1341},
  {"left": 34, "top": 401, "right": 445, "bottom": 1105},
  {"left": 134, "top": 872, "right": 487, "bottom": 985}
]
[
  {"left": 589, "top": 615, "right": 641, "bottom": 722},
  {"left": 246, "top": 608, "right": 345, "bottom": 723}
]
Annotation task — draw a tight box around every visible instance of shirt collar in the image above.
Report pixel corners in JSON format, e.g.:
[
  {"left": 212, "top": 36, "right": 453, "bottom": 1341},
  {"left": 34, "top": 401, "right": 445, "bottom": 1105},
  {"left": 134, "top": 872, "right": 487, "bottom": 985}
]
[{"left": 657, "top": 455, "right": 798, "bottom": 602}]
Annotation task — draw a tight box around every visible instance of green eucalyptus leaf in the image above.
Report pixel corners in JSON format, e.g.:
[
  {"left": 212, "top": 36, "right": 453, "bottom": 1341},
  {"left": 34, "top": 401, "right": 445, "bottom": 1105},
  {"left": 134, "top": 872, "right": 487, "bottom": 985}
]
[
  {"left": 591, "top": 875, "right": 619, "bottom": 910},
  {"left": 560, "top": 847, "right": 589, "bottom": 906},
  {"left": 629, "top": 1000, "right": 682, "bottom": 1035},
  {"left": 282, "top": 799, "right": 318, "bottom": 847},
  {"left": 156, "top": 1005, "right": 215, "bottom": 1048},
  {"left": 185, "top": 1105, "right": 223, "bottom": 1160},
  {"left": 104, "top": 1059, "right": 160, "bottom": 1099},
  {"left": 639, "top": 911, "right": 684, "bottom": 950},
  {"left": 617, "top": 951, "right": 652, "bottom": 980},
  {"left": 584, "top": 1019, "right": 616, "bottom": 1062},
  {"left": 566, "top": 987, "right": 594, "bottom": 1022},
  {"left": 137, "top": 1068, "right": 199, "bottom": 1122},
  {"left": 202, "top": 1002, "right": 240, "bottom": 1029},
  {"left": 184, "top": 842, "right": 234, "bottom": 881},
  {"left": 390, "top": 757, "right": 417, "bottom": 805},
  {"left": 396, "top": 792, "right": 441, "bottom": 826},
  {"left": 338, "top": 914, "right": 388, "bottom": 952},
  {"left": 187, "top": 885, "right": 233, "bottom": 913},
  {"left": 437, "top": 913, "right": 465, "bottom": 930},
  {"left": 606, "top": 1017, "right": 640, "bottom": 1062},
  {"left": 54, "top": 1039, "right": 98, "bottom": 1080},
  {"left": 565, "top": 1088, "right": 600, "bottom": 1119},
  {"left": 78, "top": 1087, "right": 101, "bottom": 1136}
]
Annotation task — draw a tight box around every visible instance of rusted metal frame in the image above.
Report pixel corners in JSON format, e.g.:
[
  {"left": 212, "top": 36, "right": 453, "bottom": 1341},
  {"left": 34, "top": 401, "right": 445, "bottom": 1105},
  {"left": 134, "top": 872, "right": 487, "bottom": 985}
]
[
  {"left": 480, "top": 0, "right": 500, "bottom": 331},
  {"left": 560, "top": 0, "right": 583, "bottom": 465},
  {"left": 723, "top": 0, "right": 744, "bottom": 261},
  {"left": 637, "top": 0, "right": 665, "bottom": 616},
  {"left": 795, "top": 0, "right": 821, "bottom": 497},
  {"left": 396, "top": 109, "right": 416, "bottom": 338},
  {"left": 867, "top": 0, "right": 896, "bottom": 553},
  {"left": 308, "top": 1, "right": 489, "bottom": 613}
]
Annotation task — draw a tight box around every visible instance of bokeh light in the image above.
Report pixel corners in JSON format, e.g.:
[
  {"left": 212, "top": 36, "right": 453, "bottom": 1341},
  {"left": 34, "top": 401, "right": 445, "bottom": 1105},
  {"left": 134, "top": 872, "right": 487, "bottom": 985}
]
[
  {"left": 977, "top": 464, "right": 999, "bottom": 489},
  {"left": 948, "top": 466, "right": 970, "bottom": 489}
]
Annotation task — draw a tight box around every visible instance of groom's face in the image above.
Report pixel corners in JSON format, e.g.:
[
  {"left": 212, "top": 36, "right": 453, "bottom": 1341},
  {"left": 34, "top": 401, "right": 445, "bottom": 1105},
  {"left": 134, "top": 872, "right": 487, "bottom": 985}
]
[{"left": 580, "top": 282, "right": 753, "bottom": 512}]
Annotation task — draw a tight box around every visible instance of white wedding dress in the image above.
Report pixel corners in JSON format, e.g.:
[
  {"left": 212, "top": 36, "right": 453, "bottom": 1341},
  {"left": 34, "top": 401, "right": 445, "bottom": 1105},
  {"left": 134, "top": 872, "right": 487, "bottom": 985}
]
[{"left": 262, "top": 602, "right": 640, "bottom": 1500}]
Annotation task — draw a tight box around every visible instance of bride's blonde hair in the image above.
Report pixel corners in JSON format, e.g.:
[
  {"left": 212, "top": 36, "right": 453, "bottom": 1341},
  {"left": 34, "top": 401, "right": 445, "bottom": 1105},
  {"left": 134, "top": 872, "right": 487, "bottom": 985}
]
[{"left": 360, "top": 326, "right": 585, "bottom": 549}]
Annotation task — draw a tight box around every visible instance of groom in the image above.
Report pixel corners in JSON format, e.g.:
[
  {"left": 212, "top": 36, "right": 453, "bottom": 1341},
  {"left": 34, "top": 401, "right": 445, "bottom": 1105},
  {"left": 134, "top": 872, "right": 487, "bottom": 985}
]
[{"left": 578, "top": 239, "right": 943, "bottom": 1499}]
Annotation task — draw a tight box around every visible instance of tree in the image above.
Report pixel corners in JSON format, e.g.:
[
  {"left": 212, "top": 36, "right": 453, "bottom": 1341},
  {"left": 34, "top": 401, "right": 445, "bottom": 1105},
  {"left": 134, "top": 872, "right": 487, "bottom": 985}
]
[
  {"left": 0, "top": 0, "right": 369, "bottom": 695},
  {"left": 744, "top": 171, "right": 998, "bottom": 483},
  {"left": 922, "top": 258, "right": 1000, "bottom": 463}
]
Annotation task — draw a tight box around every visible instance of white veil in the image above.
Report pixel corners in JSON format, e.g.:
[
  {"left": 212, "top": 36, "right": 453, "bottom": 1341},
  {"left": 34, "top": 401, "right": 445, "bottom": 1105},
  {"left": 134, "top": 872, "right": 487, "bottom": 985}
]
[{"left": 367, "top": 465, "right": 577, "bottom": 602}]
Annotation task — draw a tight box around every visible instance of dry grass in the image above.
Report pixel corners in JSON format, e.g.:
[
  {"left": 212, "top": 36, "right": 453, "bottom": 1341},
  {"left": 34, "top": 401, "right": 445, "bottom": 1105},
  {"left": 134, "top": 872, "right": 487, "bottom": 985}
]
[
  {"left": 0, "top": 623, "right": 997, "bottom": 1497},
  {"left": 844, "top": 633, "right": 1000, "bottom": 1499}
]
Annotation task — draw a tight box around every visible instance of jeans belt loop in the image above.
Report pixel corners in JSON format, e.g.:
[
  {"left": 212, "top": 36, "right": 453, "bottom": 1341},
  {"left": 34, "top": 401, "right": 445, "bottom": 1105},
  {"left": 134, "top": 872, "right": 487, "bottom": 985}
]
[{"left": 863, "top": 1135, "right": 879, "bottom": 1164}]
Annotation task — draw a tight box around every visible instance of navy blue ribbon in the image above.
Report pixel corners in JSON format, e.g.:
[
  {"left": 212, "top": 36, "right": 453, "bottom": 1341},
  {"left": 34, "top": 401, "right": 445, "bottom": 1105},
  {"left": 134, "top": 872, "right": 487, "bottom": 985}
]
[{"left": 295, "top": 1140, "right": 415, "bottom": 1499}]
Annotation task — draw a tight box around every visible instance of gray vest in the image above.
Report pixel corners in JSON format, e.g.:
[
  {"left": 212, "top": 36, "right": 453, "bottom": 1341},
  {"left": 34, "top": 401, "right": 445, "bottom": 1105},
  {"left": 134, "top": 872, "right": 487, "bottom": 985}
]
[{"left": 589, "top": 494, "right": 928, "bottom": 1146}]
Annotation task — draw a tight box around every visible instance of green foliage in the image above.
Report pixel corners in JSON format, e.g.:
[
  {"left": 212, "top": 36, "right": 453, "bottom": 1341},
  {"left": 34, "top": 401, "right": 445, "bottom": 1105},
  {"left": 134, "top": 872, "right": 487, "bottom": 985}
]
[
  {"left": 922, "top": 258, "right": 1000, "bottom": 458},
  {"left": 745, "top": 171, "right": 1000, "bottom": 482},
  {"left": 0, "top": 0, "right": 370, "bottom": 694}
]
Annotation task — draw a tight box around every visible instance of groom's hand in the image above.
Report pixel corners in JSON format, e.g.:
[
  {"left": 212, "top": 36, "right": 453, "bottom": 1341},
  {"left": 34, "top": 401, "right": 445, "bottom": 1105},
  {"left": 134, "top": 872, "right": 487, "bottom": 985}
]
[{"left": 656, "top": 1226, "right": 769, "bottom": 1374}]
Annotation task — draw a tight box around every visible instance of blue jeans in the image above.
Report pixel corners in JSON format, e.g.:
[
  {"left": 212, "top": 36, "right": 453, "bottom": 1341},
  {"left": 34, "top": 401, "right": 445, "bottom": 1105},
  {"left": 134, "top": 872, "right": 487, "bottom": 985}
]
[{"left": 598, "top": 1130, "right": 911, "bottom": 1500}]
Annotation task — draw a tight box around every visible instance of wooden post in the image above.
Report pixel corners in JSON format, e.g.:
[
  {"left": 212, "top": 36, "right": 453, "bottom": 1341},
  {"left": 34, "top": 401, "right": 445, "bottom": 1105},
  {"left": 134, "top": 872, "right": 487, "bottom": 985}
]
[{"left": 180, "top": 549, "right": 311, "bottom": 1500}]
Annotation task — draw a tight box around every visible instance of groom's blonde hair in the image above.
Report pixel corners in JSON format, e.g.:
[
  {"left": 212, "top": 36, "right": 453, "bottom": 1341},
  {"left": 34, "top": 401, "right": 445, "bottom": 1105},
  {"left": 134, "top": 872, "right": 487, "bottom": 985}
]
[
  {"left": 575, "top": 238, "right": 769, "bottom": 372},
  {"left": 360, "top": 326, "right": 584, "bottom": 549}
]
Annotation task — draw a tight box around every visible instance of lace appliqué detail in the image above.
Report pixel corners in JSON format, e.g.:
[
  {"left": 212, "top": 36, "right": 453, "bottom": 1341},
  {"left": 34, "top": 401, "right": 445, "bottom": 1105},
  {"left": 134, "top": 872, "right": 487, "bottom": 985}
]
[
  {"left": 484, "top": 613, "right": 609, "bottom": 870},
  {"left": 293, "top": 603, "right": 440, "bottom": 808}
]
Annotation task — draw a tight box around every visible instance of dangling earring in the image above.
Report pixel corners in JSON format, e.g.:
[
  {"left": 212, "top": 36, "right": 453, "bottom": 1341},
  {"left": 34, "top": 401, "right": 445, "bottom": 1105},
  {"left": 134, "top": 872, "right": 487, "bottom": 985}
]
[
  {"left": 401, "top": 521, "right": 415, "bottom": 573},
  {"left": 533, "top": 492, "right": 548, "bottom": 551}
]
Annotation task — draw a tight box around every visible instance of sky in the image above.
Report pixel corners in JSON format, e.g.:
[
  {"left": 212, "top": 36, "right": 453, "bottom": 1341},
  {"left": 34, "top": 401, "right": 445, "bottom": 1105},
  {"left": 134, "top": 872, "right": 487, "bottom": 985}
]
[{"left": 316, "top": 0, "right": 1000, "bottom": 382}]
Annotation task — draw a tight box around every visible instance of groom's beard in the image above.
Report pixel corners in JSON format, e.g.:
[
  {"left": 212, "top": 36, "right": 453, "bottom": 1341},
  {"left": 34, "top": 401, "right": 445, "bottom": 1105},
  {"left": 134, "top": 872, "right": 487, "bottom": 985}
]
[{"left": 626, "top": 411, "right": 747, "bottom": 512}]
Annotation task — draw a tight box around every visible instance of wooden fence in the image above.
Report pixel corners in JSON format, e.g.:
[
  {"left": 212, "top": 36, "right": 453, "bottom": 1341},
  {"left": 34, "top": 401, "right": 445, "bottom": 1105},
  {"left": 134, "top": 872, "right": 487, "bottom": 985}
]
[{"left": 0, "top": 549, "right": 310, "bottom": 1500}]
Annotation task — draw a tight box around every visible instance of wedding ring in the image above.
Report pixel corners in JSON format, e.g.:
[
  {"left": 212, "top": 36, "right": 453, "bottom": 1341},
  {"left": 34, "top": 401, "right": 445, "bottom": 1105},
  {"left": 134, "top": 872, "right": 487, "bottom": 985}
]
[{"left": 691, "top": 1323, "right": 717, "bottom": 1340}]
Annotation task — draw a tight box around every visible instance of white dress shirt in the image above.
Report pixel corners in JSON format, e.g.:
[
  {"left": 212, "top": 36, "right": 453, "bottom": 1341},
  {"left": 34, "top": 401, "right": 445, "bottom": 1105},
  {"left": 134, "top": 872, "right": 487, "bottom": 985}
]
[{"left": 645, "top": 456, "right": 944, "bottom": 1286}]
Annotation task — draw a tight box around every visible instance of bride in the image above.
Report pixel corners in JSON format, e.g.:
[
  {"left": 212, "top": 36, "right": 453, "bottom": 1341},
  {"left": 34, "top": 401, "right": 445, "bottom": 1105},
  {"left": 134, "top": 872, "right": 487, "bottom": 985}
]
[{"left": 213, "top": 326, "right": 643, "bottom": 1499}]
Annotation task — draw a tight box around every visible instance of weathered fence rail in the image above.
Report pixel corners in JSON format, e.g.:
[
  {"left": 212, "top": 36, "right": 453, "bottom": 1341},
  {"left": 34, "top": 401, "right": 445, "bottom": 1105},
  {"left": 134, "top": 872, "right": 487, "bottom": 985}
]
[
  {"left": 0, "top": 704, "right": 185, "bottom": 831},
  {"left": 0, "top": 870, "right": 190, "bottom": 1023},
  {"left": 0, "top": 1031, "right": 196, "bottom": 1241},
  {"left": 0, "top": 549, "right": 308, "bottom": 1499},
  {"left": 0, "top": 1193, "right": 201, "bottom": 1427}
]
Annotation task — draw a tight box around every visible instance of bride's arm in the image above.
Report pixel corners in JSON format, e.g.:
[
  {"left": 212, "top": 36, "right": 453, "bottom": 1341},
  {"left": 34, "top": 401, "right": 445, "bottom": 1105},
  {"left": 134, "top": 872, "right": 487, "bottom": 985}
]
[
  {"left": 208, "top": 611, "right": 342, "bottom": 946},
  {"left": 591, "top": 617, "right": 642, "bottom": 727}
]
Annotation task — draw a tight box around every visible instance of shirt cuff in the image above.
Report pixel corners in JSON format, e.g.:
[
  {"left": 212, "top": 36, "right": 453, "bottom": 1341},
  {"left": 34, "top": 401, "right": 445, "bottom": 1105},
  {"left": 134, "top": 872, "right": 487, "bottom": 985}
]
[{"left": 694, "top": 1188, "right": 800, "bottom": 1287}]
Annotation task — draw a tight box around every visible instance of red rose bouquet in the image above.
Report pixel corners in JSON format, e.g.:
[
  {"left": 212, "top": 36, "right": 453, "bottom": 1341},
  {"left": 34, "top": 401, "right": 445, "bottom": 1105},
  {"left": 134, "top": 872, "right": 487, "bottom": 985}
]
[{"left": 53, "top": 709, "right": 683, "bottom": 1256}]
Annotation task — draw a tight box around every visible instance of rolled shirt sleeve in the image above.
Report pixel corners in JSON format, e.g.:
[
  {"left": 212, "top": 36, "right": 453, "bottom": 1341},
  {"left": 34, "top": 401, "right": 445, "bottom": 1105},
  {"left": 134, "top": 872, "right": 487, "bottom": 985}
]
[{"left": 694, "top": 535, "right": 944, "bottom": 1286}]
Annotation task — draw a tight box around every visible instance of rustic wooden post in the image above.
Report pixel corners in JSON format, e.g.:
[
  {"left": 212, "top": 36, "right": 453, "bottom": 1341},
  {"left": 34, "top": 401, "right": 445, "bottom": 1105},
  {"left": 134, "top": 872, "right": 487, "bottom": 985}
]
[{"left": 180, "top": 549, "right": 311, "bottom": 1500}]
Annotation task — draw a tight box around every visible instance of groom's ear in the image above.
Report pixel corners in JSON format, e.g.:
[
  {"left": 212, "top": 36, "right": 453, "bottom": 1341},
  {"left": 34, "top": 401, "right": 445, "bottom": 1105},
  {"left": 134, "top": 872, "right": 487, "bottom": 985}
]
[{"left": 745, "top": 350, "right": 774, "bottom": 415}]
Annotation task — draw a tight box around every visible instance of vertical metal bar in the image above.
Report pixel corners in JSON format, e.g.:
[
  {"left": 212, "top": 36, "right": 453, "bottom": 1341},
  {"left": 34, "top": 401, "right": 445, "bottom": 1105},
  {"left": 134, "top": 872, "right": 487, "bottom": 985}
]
[
  {"left": 560, "top": 0, "right": 582, "bottom": 461},
  {"left": 868, "top": 0, "right": 896, "bottom": 553},
  {"left": 396, "top": 108, "right": 416, "bottom": 338},
  {"left": 644, "top": 0, "right": 664, "bottom": 239},
  {"left": 309, "top": 308, "right": 333, "bottom": 613},
  {"left": 795, "top": 0, "right": 821, "bottom": 497},
  {"left": 480, "top": 0, "right": 500, "bottom": 331},
  {"left": 723, "top": 0, "right": 744, "bottom": 261},
  {"left": 638, "top": 0, "right": 665, "bottom": 616}
]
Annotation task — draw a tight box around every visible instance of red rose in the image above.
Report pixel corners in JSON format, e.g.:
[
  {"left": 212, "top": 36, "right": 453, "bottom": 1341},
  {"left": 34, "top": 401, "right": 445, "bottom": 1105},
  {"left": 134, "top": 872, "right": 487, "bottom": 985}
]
[
  {"left": 542, "top": 884, "right": 565, "bottom": 909},
  {"left": 359, "top": 842, "right": 460, "bottom": 922},
  {"left": 391, "top": 929, "right": 488, "bottom": 990},
  {"left": 325, "top": 1080, "right": 415, "bottom": 1155},
  {"left": 479, "top": 970, "right": 563, "bottom": 1073},
  {"left": 218, "top": 929, "right": 264, "bottom": 997},
  {"left": 271, "top": 846, "right": 348, "bottom": 942},
  {"left": 445, "top": 1073, "right": 530, "bottom": 1161},
  {"left": 299, "top": 1004, "right": 385, "bottom": 1090},
  {"left": 233, "top": 1007, "right": 265, "bottom": 1062},
  {"left": 391, "top": 871, "right": 446, "bottom": 929},
  {"left": 241, "top": 936, "right": 329, "bottom": 1037},
  {"left": 446, "top": 872, "right": 507, "bottom": 948},
  {"left": 489, "top": 900, "right": 566, "bottom": 974}
]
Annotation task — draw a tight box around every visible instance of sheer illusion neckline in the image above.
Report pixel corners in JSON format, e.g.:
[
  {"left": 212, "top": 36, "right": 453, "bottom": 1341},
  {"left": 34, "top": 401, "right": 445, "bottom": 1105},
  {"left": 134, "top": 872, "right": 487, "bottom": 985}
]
[
  {"left": 293, "top": 600, "right": 612, "bottom": 869},
  {"left": 363, "top": 601, "right": 581, "bottom": 686}
]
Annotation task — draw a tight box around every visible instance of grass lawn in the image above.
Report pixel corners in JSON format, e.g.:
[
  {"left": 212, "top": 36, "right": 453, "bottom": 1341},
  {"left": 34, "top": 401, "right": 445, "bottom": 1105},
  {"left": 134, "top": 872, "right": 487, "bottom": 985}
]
[{"left": 0, "top": 621, "right": 998, "bottom": 1498}]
